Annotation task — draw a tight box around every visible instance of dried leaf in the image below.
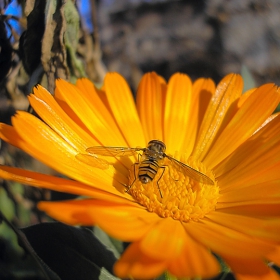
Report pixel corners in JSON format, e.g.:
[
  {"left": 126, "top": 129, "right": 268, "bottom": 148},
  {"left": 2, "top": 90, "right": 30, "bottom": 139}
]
[{"left": 20, "top": 0, "right": 45, "bottom": 75}]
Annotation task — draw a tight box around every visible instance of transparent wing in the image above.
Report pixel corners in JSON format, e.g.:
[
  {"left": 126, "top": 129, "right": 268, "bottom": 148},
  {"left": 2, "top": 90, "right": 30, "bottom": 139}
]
[
  {"left": 76, "top": 153, "right": 110, "bottom": 169},
  {"left": 166, "top": 155, "right": 214, "bottom": 185},
  {"left": 86, "top": 146, "right": 143, "bottom": 157}
]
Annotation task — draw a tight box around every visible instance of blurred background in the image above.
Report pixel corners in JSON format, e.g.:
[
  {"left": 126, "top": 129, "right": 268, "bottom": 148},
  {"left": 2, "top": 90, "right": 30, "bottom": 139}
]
[
  {"left": 1, "top": 0, "right": 280, "bottom": 124},
  {"left": 1, "top": 0, "right": 280, "bottom": 279}
]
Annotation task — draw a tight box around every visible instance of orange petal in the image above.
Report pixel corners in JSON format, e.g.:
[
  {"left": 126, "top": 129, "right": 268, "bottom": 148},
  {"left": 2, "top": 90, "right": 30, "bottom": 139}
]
[
  {"left": 253, "top": 112, "right": 280, "bottom": 135},
  {"left": 76, "top": 77, "right": 129, "bottom": 144},
  {"left": 192, "top": 73, "right": 243, "bottom": 161},
  {"left": 139, "top": 217, "right": 186, "bottom": 260},
  {"left": 205, "top": 83, "right": 280, "bottom": 168},
  {"left": 215, "top": 113, "right": 280, "bottom": 186},
  {"left": 193, "top": 77, "right": 215, "bottom": 130},
  {"left": 53, "top": 82, "right": 90, "bottom": 133},
  {"left": 0, "top": 122, "right": 24, "bottom": 148},
  {"left": 76, "top": 78, "right": 108, "bottom": 111},
  {"left": 10, "top": 112, "right": 124, "bottom": 195},
  {"left": 218, "top": 179, "right": 280, "bottom": 205},
  {"left": 136, "top": 72, "right": 166, "bottom": 141},
  {"left": 30, "top": 86, "right": 96, "bottom": 151},
  {"left": 206, "top": 211, "right": 280, "bottom": 243},
  {"left": 168, "top": 230, "right": 220, "bottom": 278},
  {"left": 114, "top": 241, "right": 167, "bottom": 279},
  {"left": 223, "top": 257, "right": 272, "bottom": 277},
  {"left": 0, "top": 165, "right": 133, "bottom": 202},
  {"left": 38, "top": 199, "right": 158, "bottom": 242},
  {"left": 266, "top": 245, "right": 280, "bottom": 267},
  {"left": 104, "top": 73, "right": 146, "bottom": 147},
  {"left": 218, "top": 150, "right": 280, "bottom": 193},
  {"left": 163, "top": 73, "right": 193, "bottom": 154},
  {"left": 54, "top": 79, "right": 126, "bottom": 146},
  {"left": 81, "top": 200, "right": 159, "bottom": 241},
  {"left": 237, "top": 87, "right": 257, "bottom": 108},
  {"left": 38, "top": 199, "right": 96, "bottom": 225},
  {"left": 185, "top": 219, "right": 275, "bottom": 258},
  {"left": 181, "top": 77, "right": 215, "bottom": 157},
  {"left": 216, "top": 203, "right": 280, "bottom": 217}
]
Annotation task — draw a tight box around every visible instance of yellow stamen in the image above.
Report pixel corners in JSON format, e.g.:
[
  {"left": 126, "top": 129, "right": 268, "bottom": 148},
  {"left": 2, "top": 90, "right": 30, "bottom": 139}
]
[{"left": 128, "top": 155, "right": 219, "bottom": 222}]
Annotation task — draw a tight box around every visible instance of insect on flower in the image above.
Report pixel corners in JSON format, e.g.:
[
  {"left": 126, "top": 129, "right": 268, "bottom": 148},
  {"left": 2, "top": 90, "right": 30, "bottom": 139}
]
[{"left": 77, "top": 140, "right": 214, "bottom": 197}]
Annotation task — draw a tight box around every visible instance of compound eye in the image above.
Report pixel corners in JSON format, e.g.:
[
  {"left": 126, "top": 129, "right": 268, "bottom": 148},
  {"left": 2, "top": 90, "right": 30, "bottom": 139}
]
[{"left": 140, "top": 176, "right": 151, "bottom": 184}]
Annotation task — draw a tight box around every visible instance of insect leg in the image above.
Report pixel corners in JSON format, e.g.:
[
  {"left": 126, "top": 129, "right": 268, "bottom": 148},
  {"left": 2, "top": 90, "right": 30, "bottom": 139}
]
[
  {"left": 157, "top": 164, "right": 179, "bottom": 197},
  {"left": 157, "top": 166, "right": 166, "bottom": 198},
  {"left": 161, "top": 164, "right": 179, "bottom": 182},
  {"left": 168, "top": 166, "right": 179, "bottom": 181},
  {"left": 125, "top": 162, "right": 139, "bottom": 193},
  {"left": 125, "top": 152, "right": 142, "bottom": 193}
]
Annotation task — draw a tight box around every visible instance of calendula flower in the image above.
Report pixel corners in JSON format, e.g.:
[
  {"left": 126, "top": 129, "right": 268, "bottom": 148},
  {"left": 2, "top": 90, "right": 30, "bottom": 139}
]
[{"left": 1, "top": 72, "right": 280, "bottom": 280}]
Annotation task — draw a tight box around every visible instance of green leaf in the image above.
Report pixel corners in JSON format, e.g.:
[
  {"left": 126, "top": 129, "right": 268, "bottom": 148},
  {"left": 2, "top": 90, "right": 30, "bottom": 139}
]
[
  {"left": 241, "top": 65, "right": 256, "bottom": 93},
  {"left": 21, "top": 222, "right": 118, "bottom": 280},
  {"left": 93, "top": 226, "right": 121, "bottom": 258},
  {"left": 64, "top": 0, "right": 86, "bottom": 79},
  {"left": 99, "top": 268, "right": 120, "bottom": 280},
  {"left": 0, "top": 187, "right": 15, "bottom": 221}
]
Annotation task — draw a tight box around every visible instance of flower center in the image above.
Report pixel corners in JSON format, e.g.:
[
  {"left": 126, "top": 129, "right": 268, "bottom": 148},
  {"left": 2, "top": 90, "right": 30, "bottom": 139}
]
[{"left": 127, "top": 154, "right": 219, "bottom": 222}]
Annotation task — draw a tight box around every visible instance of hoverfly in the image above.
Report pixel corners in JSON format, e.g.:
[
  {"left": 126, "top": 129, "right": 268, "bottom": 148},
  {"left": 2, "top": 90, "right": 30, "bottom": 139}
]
[{"left": 77, "top": 140, "right": 214, "bottom": 197}]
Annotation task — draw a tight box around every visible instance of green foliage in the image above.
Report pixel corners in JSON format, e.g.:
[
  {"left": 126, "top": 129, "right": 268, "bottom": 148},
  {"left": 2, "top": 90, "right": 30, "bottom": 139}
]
[{"left": 241, "top": 65, "right": 256, "bottom": 93}]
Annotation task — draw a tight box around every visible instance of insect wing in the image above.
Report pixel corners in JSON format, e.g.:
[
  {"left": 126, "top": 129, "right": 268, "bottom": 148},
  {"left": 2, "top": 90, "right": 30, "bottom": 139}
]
[
  {"left": 76, "top": 153, "right": 109, "bottom": 169},
  {"left": 166, "top": 155, "right": 214, "bottom": 185},
  {"left": 86, "top": 146, "right": 142, "bottom": 157}
]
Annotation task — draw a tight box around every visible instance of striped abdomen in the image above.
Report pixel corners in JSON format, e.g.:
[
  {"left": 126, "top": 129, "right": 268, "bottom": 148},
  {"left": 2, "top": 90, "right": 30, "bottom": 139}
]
[{"left": 138, "top": 159, "right": 159, "bottom": 184}]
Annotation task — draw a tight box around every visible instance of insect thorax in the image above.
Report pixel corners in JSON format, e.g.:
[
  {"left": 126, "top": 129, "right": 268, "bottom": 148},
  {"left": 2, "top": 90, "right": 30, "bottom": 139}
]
[{"left": 145, "top": 140, "right": 166, "bottom": 160}]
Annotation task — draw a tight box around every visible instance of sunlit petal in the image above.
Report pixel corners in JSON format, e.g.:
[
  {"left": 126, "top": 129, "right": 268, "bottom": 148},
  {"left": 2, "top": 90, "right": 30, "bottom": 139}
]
[
  {"left": 0, "top": 165, "right": 133, "bottom": 201},
  {"left": 11, "top": 112, "right": 124, "bottom": 195},
  {"left": 104, "top": 72, "right": 146, "bottom": 147},
  {"left": 55, "top": 79, "right": 126, "bottom": 146},
  {"left": 136, "top": 72, "right": 166, "bottom": 141},
  {"left": 205, "top": 84, "right": 280, "bottom": 168},
  {"left": 180, "top": 77, "right": 215, "bottom": 157},
  {"left": 164, "top": 73, "right": 192, "bottom": 154},
  {"left": 214, "top": 113, "right": 280, "bottom": 182},
  {"left": 192, "top": 73, "right": 243, "bottom": 160},
  {"left": 30, "top": 86, "right": 96, "bottom": 151}
]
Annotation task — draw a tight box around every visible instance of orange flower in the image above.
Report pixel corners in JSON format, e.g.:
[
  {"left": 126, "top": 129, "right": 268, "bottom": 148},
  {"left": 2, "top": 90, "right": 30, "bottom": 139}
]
[{"left": 1, "top": 72, "right": 280, "bottom": 279}]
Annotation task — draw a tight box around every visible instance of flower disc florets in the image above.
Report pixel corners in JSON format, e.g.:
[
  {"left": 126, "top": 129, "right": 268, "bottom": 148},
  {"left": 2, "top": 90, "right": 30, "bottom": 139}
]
[{"left": 128, "top": 154, "right": 219, "bottom": 222}]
